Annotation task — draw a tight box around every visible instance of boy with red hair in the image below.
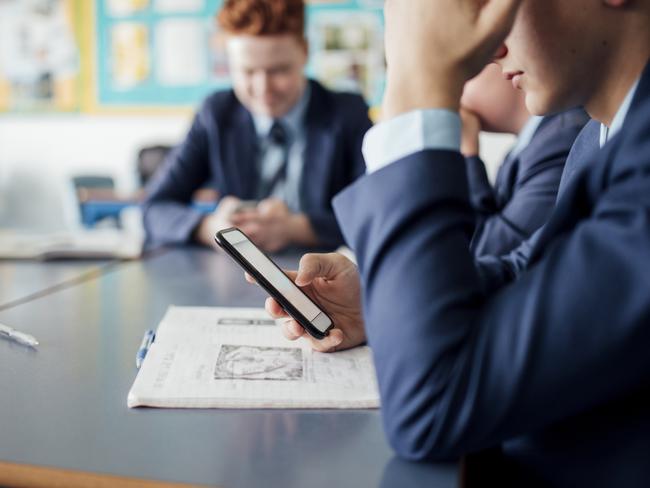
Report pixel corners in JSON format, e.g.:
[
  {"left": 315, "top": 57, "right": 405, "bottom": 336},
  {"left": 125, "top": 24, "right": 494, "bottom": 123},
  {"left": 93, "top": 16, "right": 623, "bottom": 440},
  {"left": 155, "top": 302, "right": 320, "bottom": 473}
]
[{"left": 144, "top": 0, "right": 371, "bottom": 252}]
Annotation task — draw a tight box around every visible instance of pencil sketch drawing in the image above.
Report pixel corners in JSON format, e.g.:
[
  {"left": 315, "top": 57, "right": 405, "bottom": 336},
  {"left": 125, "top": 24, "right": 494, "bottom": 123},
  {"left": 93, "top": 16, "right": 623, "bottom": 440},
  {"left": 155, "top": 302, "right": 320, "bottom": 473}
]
[{"left": 214, "top": 345, "right": 303, "bottom": 381}]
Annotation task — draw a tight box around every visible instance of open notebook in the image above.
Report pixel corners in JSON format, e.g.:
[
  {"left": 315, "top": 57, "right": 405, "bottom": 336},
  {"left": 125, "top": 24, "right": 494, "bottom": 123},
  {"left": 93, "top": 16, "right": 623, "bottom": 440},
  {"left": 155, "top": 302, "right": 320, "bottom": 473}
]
[
  {"left": 128, "top": 306, "right": 380, "bottom": 409},
  {"left": 0, "top": 229, "right": 143, "bottom": 260}
]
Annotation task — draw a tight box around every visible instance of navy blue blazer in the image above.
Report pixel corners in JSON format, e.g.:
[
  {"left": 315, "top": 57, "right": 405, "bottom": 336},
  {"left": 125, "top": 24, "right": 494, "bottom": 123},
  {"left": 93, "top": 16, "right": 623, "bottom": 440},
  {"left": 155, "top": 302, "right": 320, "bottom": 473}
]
[
  {"left": 476, "top": 118, "right": 601, "bottom": 290},
  {"left": 467, "top": 109, "right": 588, "bottom": 257},
  {"left": 332, "top": 60, "right": 650, "bottom": 486},
  {"left": 143, "top": 80, "right": 371, "bottom": 248}
]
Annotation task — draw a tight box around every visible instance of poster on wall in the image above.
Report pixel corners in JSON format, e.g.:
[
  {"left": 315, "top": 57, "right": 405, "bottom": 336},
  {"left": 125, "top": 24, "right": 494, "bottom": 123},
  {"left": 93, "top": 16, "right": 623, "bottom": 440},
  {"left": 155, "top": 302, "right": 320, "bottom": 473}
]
[
  {"left": 96, "top": 0, "right": 221, "bottom": 106},
  {"left": 155, "top": 19, "right": 209, "bottom": 86},
  {"left": 153, "top": 0, "right": 204, "bottom": 14},
  {"left": 106, "top": 0, "right": 149, "bottom": 17},
  {"left": 110, "top": 22, "right": 150, "bottom": 88},
  {"left": 307, "top": 8, "right": 384, "bottom": 106},
  {"left": 0, "top": 0, "right": 385, "bottom": 112},
  {"left": 0, "top": 0, "right": 80, "bottom": 112},
  {"left": 95, "top": 0, "right": 384, "bottom": 109}
]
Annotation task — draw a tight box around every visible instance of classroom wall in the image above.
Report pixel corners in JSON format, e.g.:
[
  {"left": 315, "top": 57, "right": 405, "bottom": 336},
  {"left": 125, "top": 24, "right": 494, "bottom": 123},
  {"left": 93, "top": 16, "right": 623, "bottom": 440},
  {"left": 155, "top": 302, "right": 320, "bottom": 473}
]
[
  {"left": 0, "top": 113, "right": 190, "bottom": 193},
  {"left": 0, "top": 0, "right": 515, "bottom": 230},
  {"left": 0, "top": 114, "right": 514, "bottom": 194},
  {"left": 0, "top": 113, "right": 512, "bottom": 232},
  {"left": 0, "top": 113, "right": 189, "bottom": 229},
  {"left": 0, "top": 112, "right": 514, "bottom": 230}
]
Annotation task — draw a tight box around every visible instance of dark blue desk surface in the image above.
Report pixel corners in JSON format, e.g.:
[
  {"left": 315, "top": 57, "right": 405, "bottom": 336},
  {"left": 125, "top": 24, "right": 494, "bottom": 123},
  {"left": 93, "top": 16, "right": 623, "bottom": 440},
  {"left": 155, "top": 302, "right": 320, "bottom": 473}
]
[
  {"left": 0, "top": 248, "right": 458, "bottom": 487},
  {"left": 0, "top": 259, "right": 114, "bottom": 311}
]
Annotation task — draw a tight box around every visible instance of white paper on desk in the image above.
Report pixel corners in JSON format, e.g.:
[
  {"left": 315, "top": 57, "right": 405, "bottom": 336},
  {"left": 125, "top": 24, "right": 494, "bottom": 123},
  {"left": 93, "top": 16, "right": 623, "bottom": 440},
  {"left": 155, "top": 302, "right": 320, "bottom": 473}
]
[{"left": 127, "top": 307, "right": 380, "bottom": 409}]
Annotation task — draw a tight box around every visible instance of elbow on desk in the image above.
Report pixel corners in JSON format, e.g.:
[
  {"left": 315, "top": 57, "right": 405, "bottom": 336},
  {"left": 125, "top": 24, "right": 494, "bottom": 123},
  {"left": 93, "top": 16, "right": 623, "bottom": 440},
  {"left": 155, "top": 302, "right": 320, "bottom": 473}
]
[
  {"left": 142, "top": 200, "right": 206, "bottom": 248},
  {"left": 382, "top": 404, "right": 467, "bottom": 463},
  {"left": 376, "top": 344, "right": 486, "bottom": 462}
]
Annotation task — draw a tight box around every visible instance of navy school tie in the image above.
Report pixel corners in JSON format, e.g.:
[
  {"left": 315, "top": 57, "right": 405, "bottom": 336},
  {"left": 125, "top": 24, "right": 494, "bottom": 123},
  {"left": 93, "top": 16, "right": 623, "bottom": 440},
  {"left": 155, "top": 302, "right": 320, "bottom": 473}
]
[{"left": 258, "top": 120, "right": 290, "bottom": 199}]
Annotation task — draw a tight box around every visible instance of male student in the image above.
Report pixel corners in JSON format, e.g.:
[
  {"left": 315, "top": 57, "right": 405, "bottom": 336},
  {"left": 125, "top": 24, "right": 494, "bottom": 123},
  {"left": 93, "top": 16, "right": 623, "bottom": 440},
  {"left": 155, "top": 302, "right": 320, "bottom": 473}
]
[
  {"left": 264, "top": 0, "right": 650, "bottom": 485},
  {"left": 460, "top": 64, "right": 588, "bottom": 256},
  {"left": 143, "top": 0, "right": 371, "bottom": 252}
]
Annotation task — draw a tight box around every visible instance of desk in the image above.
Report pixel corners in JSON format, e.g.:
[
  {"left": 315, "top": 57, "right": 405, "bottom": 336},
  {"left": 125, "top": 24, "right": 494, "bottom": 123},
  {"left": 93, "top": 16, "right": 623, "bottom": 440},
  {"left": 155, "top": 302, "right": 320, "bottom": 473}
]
[
  {"left": 0, "top": 259, "right": 115, "bottom": 311},
  {"left": 0, "top": 248, "right": 458, "bottom": 487}
]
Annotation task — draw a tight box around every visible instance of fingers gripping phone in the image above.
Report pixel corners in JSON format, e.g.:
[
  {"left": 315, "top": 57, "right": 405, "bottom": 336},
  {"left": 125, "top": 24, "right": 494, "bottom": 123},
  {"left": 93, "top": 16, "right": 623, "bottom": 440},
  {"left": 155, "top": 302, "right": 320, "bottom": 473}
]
[
  {"left": 232, "top": 200, "right": 258, "bottom": 214},
  {"left": 214, "top": 228, "right": 334, "bottom": 339}
]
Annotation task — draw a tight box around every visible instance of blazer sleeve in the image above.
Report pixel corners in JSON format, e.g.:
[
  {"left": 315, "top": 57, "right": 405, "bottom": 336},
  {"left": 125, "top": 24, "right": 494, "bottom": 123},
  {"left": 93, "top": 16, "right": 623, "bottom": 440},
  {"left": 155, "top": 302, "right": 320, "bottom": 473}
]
[
  {"left": 465, "top": 155, "right": 498, "bottom": 213},
  {"left": 332, "top": 139, "right": 650, "bottom": 461},
  {"left": 142, "top": 104, "right": 212, "bottom": 247},
  {"left": 470, "top": 133, "right": 572, "bottom": 258},
  {"left": 304, "top": 94, "right": 372, "bottom": 248},
  {"left": 473, "top": 230, "right": 539, "bottom": 292}
]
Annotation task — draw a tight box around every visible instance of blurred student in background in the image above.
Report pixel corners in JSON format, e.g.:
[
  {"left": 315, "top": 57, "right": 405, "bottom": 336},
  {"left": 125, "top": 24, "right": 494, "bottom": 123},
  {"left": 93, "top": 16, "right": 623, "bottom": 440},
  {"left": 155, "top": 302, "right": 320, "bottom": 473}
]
[
  {"left": 460, "top": 63, "right": 588, "bottom": 257},
  {"left": 143, "top": 0, "right": 371, "bottom": 252}
]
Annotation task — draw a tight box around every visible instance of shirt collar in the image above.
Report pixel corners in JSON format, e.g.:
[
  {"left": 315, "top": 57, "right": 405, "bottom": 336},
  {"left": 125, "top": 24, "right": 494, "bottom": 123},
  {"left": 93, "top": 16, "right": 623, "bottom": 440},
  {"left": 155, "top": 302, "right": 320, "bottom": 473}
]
[
  {"left": 599, "top": 77, "right": 640, "bottom": 147},
  {"left": 252, "top": 81, "right": 311, "bottom": 140},
  {"left": 509, "top": 115, "right": 544, "bottom": 161}
]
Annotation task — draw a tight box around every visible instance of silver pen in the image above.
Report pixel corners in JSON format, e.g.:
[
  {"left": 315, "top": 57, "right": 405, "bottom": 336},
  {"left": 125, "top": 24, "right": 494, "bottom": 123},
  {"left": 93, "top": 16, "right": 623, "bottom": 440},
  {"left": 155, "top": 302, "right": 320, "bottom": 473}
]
[
  {"left": 135, "top": 329, "right": 155, "bottom": 369},
  {"left": 0, "top": 322, "right": 39, "bottom": 348}
]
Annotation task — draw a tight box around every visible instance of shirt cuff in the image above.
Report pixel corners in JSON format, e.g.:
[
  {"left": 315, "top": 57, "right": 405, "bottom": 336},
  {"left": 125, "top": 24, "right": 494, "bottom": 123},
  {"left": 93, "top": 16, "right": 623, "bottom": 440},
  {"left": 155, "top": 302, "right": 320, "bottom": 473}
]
[{"left": 362, "top": 109, "right": 461, "bottom": 174}]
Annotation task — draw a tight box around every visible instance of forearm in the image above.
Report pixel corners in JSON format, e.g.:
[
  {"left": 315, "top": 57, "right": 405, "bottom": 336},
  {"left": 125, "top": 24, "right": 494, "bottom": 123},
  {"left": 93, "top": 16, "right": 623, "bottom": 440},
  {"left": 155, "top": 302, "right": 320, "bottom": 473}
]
[
  {"left": 335, "top": 152, "right": 650, "bottom": 461},
  {"left": 143, "top": 160, "right": 209, "bottom": 247},
  {"left": 288, "top": 213, "right": 320, "bottom": 247},
  {"left": 465, "top": 156, "right": 497, "bottom": 213},
  {"left": 471, "top": 152, "right": 565, "bottom": 257},
  {"left": 193, "top": 214, "right": 219, "bottom": 247},
  {"left": 383, "top": 74, "right": 463, "bottom": 120},
  {"left": 334, "top": 153, "right": 482, "bottom": 459},
  {"left": 143, "top": 201, "right": 205, "bottom": 247}
]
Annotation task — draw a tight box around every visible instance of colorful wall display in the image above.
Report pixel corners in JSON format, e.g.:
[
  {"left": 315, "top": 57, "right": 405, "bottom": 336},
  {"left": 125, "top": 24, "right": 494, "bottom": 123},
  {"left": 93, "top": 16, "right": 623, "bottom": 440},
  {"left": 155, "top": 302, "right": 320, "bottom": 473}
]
[
  {"left": 0, "top": 0, "right": 81, "bottom": 111},
  {"left": 0, "top": 0, "right": 384, "bottom": 112}
]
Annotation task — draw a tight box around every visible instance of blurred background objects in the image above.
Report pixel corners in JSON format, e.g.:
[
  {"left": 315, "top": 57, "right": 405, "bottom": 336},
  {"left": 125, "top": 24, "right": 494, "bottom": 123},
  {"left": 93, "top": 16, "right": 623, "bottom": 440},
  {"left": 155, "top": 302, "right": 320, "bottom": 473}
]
[{"left": 0, "top": 0, "right": 512, "bottom": 235}]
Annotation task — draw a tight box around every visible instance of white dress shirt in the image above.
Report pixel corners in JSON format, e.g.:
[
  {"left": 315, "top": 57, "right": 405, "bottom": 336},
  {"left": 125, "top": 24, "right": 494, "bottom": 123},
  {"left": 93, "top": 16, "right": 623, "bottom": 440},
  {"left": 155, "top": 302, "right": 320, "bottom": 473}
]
[
  {"left": 364, "top": 77, "right": 641, "bottom": 174},
  {"left": 599, "top": 78, "right": 640, "bottom": 147}
]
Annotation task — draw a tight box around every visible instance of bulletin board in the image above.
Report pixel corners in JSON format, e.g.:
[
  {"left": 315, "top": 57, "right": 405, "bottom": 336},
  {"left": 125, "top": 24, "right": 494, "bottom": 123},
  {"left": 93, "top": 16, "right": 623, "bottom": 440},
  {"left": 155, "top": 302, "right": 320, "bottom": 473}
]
[
  {"left": 0, "top": 0, "right": 82, "bottom": 112},
  {"left": 0, "top": 0, "right": 385, "bottom": 113},
  {"left": 93, "top": 0, "right": 385, "bottom": 110},
  {"left": 94, "top": 0, "right": 223, "bottom": 107}
]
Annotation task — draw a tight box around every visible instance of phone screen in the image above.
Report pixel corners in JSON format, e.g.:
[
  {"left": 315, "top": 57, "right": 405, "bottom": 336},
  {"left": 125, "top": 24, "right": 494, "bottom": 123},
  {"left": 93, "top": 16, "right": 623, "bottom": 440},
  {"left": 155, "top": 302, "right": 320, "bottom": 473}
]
[{"left": 217, "top": 228, "right": 332, "bottom": 335}]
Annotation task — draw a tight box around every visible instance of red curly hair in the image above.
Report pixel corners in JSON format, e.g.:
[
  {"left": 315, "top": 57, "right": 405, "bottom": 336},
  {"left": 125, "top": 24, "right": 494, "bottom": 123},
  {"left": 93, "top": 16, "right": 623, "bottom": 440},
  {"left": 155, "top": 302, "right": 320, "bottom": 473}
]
[{"left": 217, "top": 0, "right": 305, "bottom": 39}]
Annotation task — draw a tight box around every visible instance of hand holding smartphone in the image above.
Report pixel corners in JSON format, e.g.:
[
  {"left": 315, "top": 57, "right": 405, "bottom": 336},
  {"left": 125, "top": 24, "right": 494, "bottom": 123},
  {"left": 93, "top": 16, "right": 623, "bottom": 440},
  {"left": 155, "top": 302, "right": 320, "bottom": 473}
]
[
  {"left": 232, "top": 200, "right": 258, "bottom": 214},
  {"left": 214, "top": 228, "right": 334, "bottom": 339}
]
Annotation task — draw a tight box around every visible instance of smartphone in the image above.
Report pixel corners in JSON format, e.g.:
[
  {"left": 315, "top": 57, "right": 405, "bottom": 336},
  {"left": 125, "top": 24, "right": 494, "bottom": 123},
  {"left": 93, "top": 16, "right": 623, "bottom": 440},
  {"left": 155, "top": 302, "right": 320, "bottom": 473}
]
[{"left": 214, "top": 227, "right": 334, "bottom": 339}]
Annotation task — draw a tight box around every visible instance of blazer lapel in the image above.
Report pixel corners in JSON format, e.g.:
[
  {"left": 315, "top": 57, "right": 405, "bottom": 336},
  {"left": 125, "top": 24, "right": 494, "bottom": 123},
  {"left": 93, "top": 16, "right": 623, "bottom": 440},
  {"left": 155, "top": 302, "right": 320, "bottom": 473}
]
[
  {"left": 531, "top": 61, "right": 650, "bottom": 262},
  {"left": 556, "top": 60, "right": 650, "bottom": 200},
  {"left": 556, "top": 120, "right": 600, "bottom": 198}
]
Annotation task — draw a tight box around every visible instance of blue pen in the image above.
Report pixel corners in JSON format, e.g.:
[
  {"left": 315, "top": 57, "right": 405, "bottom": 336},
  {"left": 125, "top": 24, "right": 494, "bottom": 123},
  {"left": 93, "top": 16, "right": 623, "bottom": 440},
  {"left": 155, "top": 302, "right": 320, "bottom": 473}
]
[{"left": 136, "top": 329, "right": 155, "bottom": 369}]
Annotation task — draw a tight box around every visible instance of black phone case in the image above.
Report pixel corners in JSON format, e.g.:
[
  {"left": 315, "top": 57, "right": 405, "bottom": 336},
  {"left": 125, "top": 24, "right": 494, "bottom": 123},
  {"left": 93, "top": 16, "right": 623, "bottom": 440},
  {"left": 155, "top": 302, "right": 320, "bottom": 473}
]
[{"left": 214, "top": 228, "right": 333, "bottom": 339}]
